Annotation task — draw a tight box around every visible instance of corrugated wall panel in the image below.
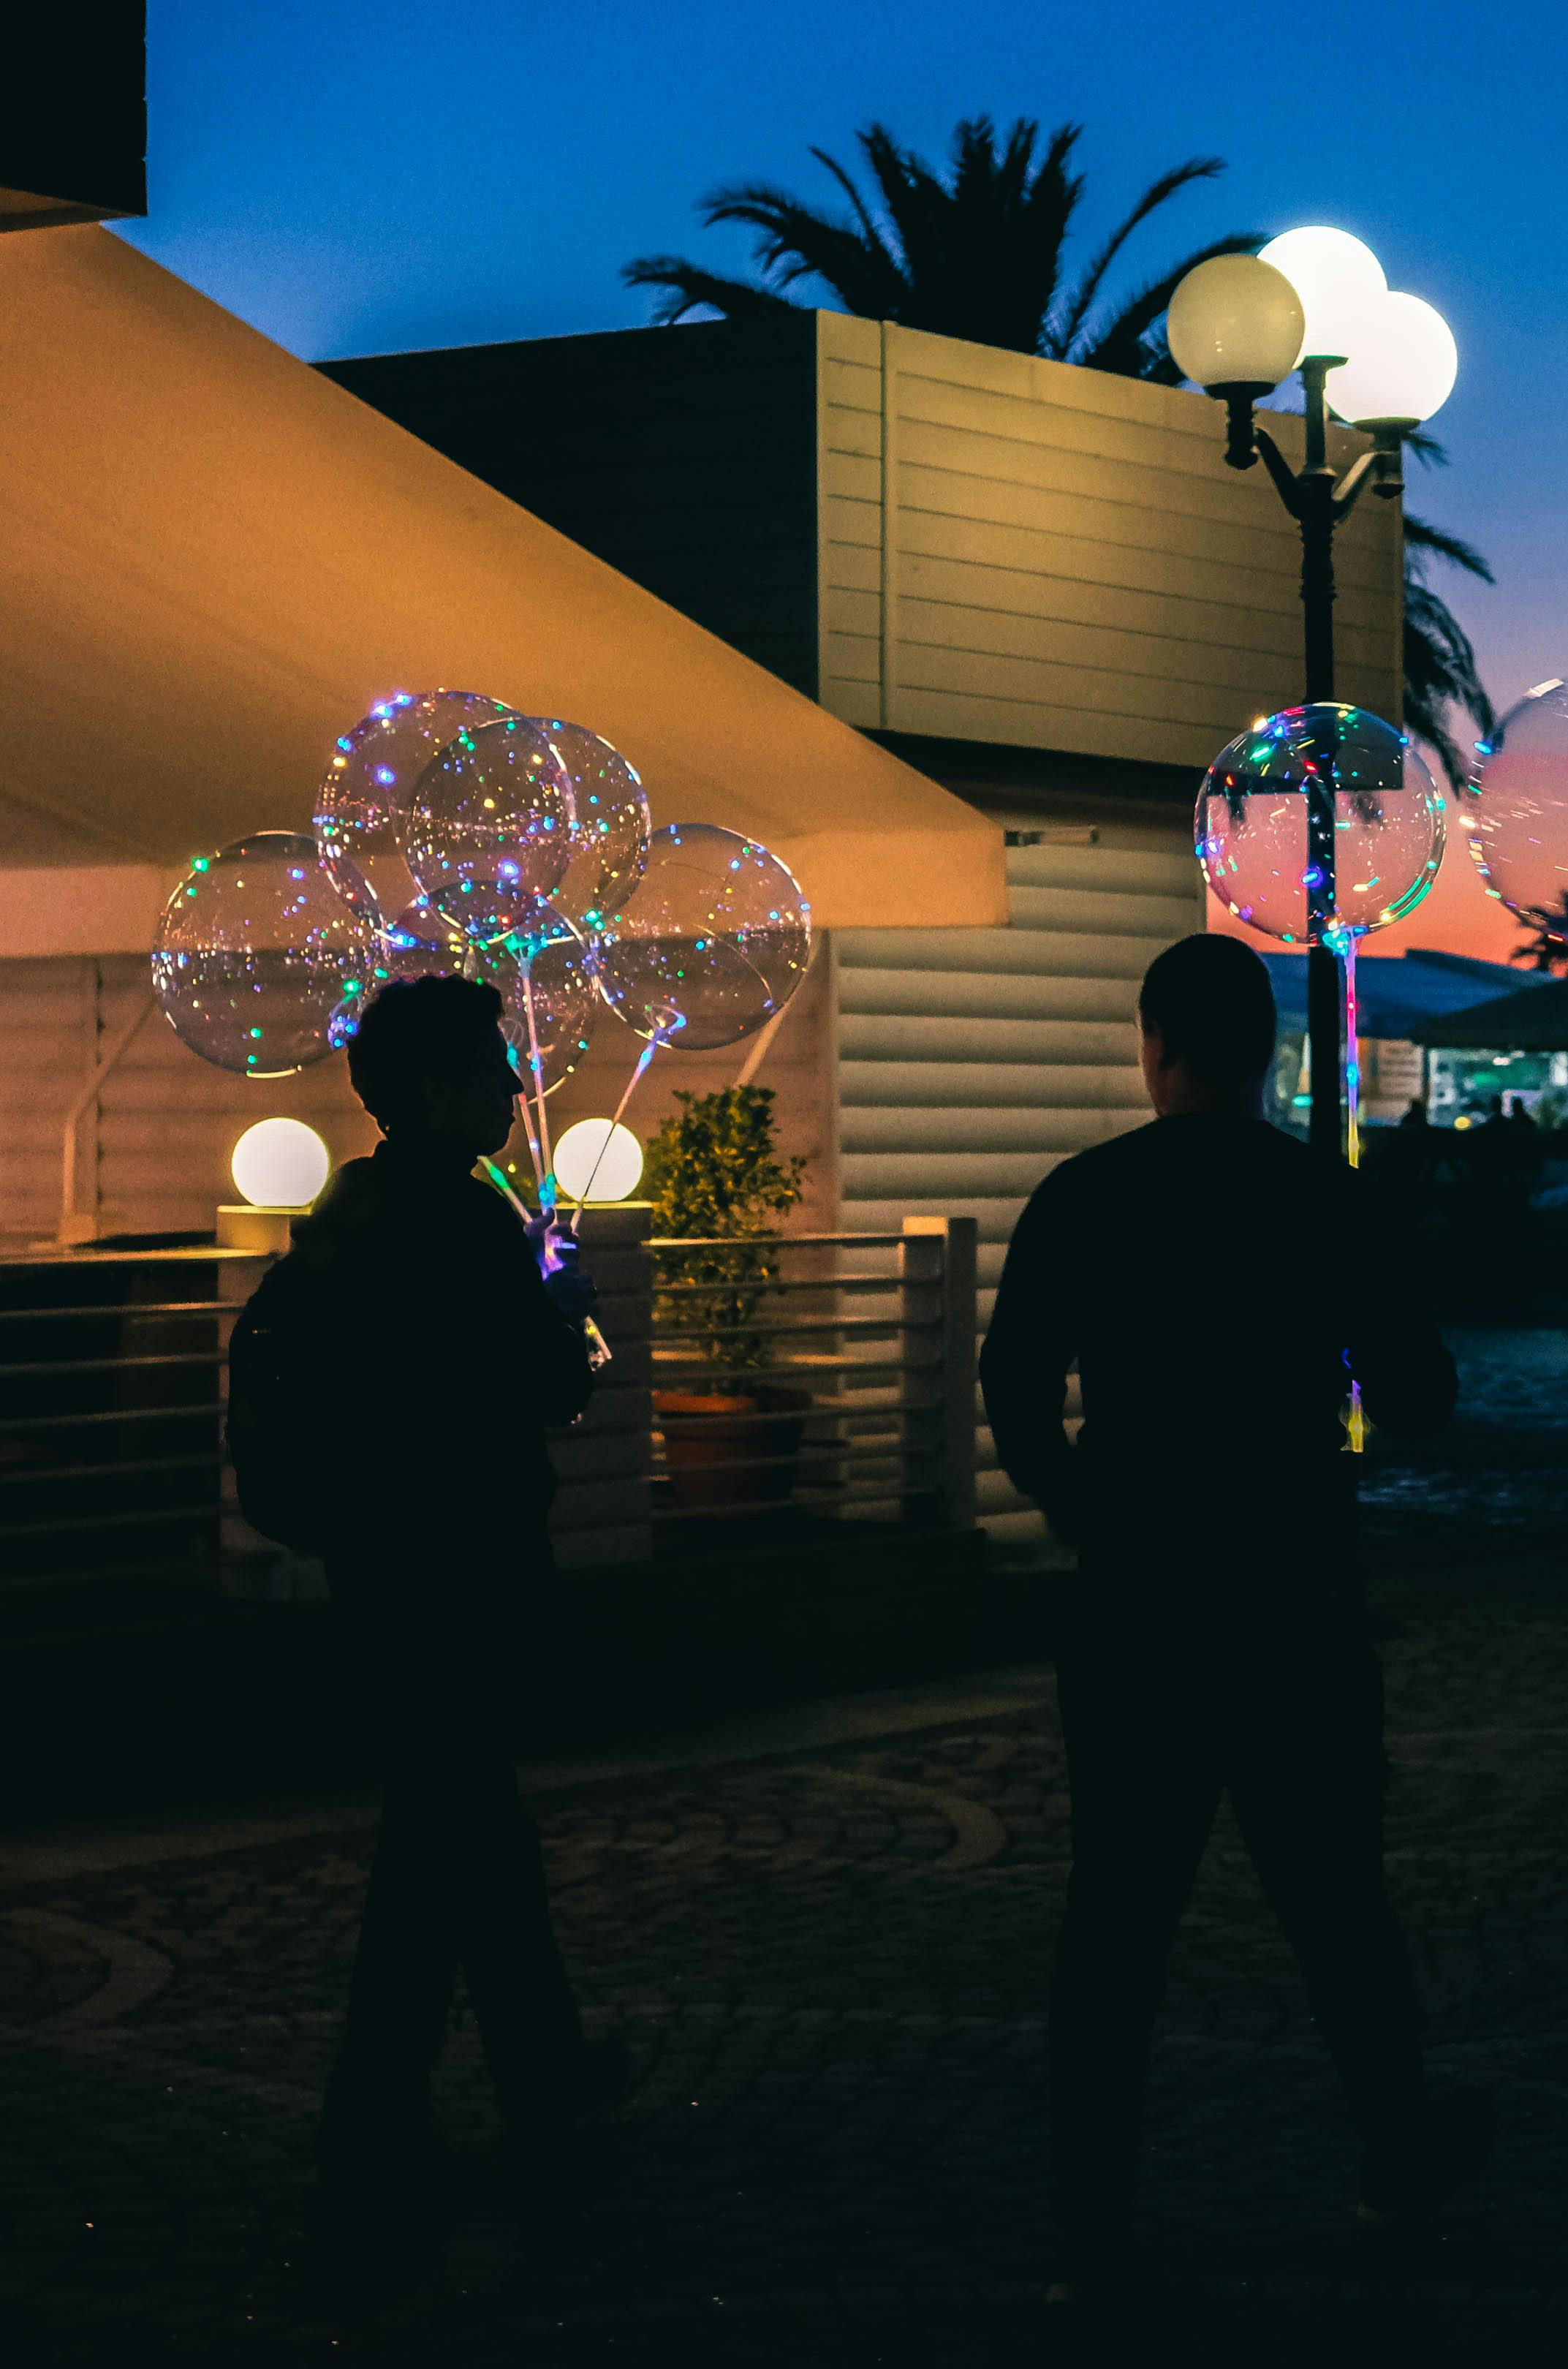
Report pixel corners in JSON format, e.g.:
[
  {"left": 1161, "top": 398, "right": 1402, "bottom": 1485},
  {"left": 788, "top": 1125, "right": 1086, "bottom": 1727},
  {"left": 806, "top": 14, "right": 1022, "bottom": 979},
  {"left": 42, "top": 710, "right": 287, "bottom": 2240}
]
[
  {"left": 833, "top": 821, "right": 1204, "bottom": 1556},
  {"left": 817, "top": 312, "right": 1402, "bottom": 765}
]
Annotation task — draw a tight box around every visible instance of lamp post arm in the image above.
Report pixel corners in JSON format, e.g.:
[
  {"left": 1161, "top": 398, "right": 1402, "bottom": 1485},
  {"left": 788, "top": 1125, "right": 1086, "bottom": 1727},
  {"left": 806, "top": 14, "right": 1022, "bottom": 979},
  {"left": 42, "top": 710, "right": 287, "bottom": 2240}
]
[
  {"left": 1330, "top": 449, "right": 1383, "bottom": 521},
  {"left": 1251, "top": 426, "right": 1304, "bottom": 518}
]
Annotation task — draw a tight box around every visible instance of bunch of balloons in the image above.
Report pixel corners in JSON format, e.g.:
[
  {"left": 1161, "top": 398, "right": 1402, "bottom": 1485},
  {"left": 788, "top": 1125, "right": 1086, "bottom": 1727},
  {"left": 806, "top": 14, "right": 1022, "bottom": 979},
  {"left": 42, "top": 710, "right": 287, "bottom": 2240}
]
[{"left": 151, "top": 689, "right": 813, "bottom": 1199}]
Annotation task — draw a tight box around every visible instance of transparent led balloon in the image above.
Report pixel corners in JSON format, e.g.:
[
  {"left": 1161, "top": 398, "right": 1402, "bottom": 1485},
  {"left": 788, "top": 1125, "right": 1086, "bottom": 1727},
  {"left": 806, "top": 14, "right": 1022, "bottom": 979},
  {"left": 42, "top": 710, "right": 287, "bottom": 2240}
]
[
  {"left": 375, "top": 896, "right": 473, "bottom": 988},
  {"left": 152, "top": 832, "right": 381, "bottom": 1076},
  {"left": 1196, "top": 705, "right": 1444, "bottom": 946},
  {"left": 499, "top": 904, "right": 599, "bottom": 1096},
  {"left": 1463, "top": 679, "right": 1568, "bottom": 950},
  {"left": 402, "top": 714, "right": 575, "bottom": 942},
  {"left": 594, "top": 823, "right": 811, "bottom": 1049},
  {"left": 542, "top": 720, "right": 651, "bottom": 935},
  {"left": 314, "top": 689, "right": 518, "bottom": 915}
]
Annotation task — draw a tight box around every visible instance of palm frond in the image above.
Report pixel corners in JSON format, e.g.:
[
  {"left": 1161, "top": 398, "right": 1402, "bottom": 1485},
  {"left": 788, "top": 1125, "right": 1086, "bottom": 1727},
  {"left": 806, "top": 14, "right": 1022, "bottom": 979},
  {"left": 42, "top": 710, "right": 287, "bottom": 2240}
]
[
  {"left": 620, "top": 255, "right": 801, "bottom": 325},
  {"left": 1403, "top": 428, "right": 1448, "bottom": 471},
  {"left": 1404, "top": 512, "right": 1495, "bottom": 584},
  {"left": 1404, "top": 578, "right": 1494, "bottom": 789},
  {"left": 698, "top": 179, "right": 902, "bottom": 314},
  {"left": 807, "top": 143, "right": 893, "bottom": 260},
  {"left": 1054, "top": 155, "right": 1227, "bottom": 354}
]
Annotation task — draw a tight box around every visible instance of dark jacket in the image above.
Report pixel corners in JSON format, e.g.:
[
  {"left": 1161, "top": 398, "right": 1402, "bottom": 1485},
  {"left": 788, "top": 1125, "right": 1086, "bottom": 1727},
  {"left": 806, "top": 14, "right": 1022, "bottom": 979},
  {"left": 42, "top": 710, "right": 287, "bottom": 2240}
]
[
  {"left": 291, "top": 1138, "right": 594, "bottom": 1576},
  {"left": 980, "top": 1114, "right": 1456, "bottom": 1571}
]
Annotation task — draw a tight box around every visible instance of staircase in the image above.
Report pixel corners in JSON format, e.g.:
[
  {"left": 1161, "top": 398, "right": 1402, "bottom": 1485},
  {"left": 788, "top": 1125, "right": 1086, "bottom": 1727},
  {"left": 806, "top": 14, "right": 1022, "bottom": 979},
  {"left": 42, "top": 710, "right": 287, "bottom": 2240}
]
[{"left": 833, "top": 825, "right": 1202, "bottom": 1552}]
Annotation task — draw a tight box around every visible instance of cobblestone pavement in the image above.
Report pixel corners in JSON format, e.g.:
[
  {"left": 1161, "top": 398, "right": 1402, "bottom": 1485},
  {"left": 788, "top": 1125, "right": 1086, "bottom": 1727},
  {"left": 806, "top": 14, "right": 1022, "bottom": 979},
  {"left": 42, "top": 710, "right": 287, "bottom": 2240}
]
[
  {"left": 1360, "top": 1325, "right": 1568, "bottom": 1557},
  {"left": 2, "top": 1603, "right": 1566, "bottom": 2368},
  {"left": 0, "top": 1329, "right": 1565, "bottom": 2367}
]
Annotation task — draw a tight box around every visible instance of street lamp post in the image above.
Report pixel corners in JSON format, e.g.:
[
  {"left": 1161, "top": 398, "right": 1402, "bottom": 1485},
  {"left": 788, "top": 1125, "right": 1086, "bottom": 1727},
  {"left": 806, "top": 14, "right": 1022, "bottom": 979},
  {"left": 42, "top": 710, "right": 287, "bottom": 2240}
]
[{"left": 1168, "top": 231, "right": 1458, "bottom": 1157}]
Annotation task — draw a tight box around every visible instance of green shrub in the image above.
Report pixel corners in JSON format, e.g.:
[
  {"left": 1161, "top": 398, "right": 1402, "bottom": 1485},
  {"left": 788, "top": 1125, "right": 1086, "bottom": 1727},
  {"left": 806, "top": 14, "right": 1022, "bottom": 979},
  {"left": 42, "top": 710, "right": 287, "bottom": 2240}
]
[{"left": 644, "top": 1086, "right": 806, "bottom": 1375}]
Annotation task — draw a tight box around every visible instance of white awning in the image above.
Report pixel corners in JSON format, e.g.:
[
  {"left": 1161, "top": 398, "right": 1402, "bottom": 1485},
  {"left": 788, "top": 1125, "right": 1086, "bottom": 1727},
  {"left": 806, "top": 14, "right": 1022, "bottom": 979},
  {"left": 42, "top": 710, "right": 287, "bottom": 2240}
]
[{"left": 0, "top": 227, "right": 1006, "bottom": 948}]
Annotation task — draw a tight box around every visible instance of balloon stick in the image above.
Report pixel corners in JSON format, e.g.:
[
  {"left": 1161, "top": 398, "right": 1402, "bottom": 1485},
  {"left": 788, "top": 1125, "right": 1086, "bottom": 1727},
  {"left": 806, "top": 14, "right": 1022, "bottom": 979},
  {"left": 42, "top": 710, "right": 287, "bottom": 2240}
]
[
  {"left": 519, "top": 959, "right": 554, "bottom": 1194},
  {"left": 1344, "top": 937, "right": 1366, "bottom": 1454},
  {"left": 568, "top": 1027, "right": 672, "bottom": 1233}
]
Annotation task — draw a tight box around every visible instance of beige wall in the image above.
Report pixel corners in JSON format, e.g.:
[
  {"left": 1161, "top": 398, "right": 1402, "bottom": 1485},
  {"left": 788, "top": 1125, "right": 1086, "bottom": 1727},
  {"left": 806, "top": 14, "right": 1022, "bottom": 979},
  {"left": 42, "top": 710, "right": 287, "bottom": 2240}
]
[
  {"left": 0, "top": 943, "right": 836, "bottom": 1250},
  {"left": 817, "top": 314, "right": 1403, "bottom": 768}
]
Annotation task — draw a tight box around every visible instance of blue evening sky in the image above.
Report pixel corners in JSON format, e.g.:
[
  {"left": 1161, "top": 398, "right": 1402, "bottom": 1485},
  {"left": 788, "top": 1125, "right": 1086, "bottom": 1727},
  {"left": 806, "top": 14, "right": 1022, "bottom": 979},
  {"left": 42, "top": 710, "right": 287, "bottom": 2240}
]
[{"left": 118, "top": 0, "right": 1566, "bottom": 716}]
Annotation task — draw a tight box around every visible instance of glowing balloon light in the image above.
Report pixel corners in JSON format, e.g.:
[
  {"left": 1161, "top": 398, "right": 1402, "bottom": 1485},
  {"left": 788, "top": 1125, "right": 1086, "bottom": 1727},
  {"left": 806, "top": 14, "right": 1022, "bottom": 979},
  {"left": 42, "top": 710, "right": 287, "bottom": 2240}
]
[
  {"left": 539, "top": 720, "right": 652, "bottom": 937},
  {"left": 497, "top": 905, "right": 599, "bottom": 1099},
  {"left": 1464, "top": 679, "right": 1568, "bottom": 946},
  {"left": 314, "top": 689, "right": 518, "bottom": 917},
  {"left": 1196, "top": 705, "right": 1444, "bottom": 947},
  {"left": 594, "top": 823, "right": 811, "bottom": 1049},
  {"left": 553, "top": 1119, "right": 644, "bottom": 1204},
  {"left": 230, "top": 1118, "right": 330, "bottom": 1209},
  {"left": 402, "top": 715, "right": 575, "bottom": 942},
  {"left": 152, "top": 832, "right": 381, "bottom": 1076}
]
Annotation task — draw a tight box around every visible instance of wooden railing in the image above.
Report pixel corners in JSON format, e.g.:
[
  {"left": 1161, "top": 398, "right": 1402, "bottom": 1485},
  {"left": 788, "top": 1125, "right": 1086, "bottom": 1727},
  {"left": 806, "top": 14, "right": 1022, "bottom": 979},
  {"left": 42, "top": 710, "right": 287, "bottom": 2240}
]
[{"left": 0, "top": 1213, "right": 979, "bottom": 1607}]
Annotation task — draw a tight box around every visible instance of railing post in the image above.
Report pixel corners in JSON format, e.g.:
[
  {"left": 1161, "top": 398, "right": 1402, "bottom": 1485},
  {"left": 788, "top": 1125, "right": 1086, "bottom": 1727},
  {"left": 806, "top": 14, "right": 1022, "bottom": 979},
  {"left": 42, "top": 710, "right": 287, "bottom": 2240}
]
[{"left": 900, "top": 1215, "right": 977, "bottom": 1532}]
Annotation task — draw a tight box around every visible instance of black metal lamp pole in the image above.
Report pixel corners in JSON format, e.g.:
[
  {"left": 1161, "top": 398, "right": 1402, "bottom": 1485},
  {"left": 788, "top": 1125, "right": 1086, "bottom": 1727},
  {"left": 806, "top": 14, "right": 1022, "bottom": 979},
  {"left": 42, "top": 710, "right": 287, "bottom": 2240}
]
[{"left": 1222, "top": 363, "right": 1404, "bottom": 1156}]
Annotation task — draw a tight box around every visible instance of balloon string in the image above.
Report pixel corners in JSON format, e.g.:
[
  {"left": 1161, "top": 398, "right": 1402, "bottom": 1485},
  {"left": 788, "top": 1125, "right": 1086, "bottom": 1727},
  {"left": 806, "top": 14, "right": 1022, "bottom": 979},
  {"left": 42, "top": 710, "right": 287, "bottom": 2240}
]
[
  {"left": 568, "top": 1033, "right": 665, "bottom": 1236},
  {"left": 1344, "top": 937, "right": 1366, "bottom": 1455},
  {"left": 520, "top": 960, "right": 554, "bottom": 1198}
]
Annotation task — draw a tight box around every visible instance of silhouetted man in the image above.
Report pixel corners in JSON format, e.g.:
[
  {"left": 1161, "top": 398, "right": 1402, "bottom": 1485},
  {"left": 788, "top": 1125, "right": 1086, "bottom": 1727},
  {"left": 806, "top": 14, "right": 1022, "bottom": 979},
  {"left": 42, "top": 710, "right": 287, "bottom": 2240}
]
[
  {"left": 296, "top": 976, "right": 597, "bottom": 2272},
  {"left": 981, "top": 934, "right": 1484, "bottom": 2295}
]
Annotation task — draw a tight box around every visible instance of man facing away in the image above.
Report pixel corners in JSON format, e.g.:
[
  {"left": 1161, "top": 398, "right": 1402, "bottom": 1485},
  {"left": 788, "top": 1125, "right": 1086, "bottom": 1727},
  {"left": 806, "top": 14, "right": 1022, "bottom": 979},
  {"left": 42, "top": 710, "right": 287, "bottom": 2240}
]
[
  {"left": 290, "top": 976, "right": 602, "bottom": 2277},
  {"left": 980, "top": 934, "right": 1489, "bottom": 2296}
]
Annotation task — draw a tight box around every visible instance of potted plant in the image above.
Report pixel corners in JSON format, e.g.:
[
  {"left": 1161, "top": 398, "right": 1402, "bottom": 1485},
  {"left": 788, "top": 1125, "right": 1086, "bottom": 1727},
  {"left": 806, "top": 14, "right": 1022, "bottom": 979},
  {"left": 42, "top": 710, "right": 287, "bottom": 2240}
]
[{"left": 645, "top": 1086, "right": 808, "bottom": 1514}]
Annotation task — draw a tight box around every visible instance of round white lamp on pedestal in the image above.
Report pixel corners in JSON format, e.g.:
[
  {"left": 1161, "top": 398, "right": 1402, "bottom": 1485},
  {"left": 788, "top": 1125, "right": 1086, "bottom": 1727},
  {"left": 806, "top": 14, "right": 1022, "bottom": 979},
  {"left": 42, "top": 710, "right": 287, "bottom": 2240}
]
[
  {"left": 219, "top": 1117, "right": 331, "bottom": 1250},
  {"left": 553, "top": 1118, "right": 644, "bottom": 1205}
]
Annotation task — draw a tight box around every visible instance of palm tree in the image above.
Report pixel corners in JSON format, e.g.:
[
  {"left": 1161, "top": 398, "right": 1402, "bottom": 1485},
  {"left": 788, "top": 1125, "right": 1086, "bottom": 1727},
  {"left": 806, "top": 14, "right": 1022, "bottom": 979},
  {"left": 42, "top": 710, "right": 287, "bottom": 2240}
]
[
  {"left": 624, "top": 115, "right": 1255, "bottom": 374},
  {"left": 625, "top": 116, "right": 1493, "bottom": 775},
  {"left": 1397, "top": 431, "right": 1495, "bottom": 793}
]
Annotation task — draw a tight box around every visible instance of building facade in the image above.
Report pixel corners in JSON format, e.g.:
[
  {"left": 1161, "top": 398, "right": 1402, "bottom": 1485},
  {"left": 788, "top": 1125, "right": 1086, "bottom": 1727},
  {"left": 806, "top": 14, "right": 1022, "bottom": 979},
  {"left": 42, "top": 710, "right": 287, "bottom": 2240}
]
[{"left": 327, "top": 312, "right": 1404, "bottom": 1544}]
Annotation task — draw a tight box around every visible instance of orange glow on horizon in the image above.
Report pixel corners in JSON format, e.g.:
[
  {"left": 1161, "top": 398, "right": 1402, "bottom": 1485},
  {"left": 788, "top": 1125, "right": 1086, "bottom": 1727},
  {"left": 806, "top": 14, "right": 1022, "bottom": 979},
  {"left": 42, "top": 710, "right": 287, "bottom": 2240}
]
[{"left": 1205, "top": 830, "right": 1529, "bottom": 970}]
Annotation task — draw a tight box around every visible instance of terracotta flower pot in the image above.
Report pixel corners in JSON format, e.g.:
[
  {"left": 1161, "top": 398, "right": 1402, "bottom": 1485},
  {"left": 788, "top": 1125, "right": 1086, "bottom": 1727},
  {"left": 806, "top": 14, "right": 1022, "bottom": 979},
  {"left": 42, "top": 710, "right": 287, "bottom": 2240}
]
[{"left": 654, "top": 1384, "right": 811, "bottom": 1514}]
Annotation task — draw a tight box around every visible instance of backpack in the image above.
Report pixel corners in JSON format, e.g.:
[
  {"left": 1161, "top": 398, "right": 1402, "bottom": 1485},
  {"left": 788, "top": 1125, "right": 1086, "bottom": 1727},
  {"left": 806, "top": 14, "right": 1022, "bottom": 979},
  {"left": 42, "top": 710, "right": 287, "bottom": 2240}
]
[{"left": 227, "top": 1246, "right": 352, "bottom": 1554}]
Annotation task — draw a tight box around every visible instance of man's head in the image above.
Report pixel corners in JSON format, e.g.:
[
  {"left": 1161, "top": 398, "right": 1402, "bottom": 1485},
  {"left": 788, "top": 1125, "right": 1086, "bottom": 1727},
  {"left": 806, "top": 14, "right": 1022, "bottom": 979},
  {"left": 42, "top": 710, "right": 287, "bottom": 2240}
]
[
  {"left": 346, "top": 974, "right": 521, "bottom": 1155},
  {"left": 1137, "top": 934, "right": 1276, "bottom": 1117}
]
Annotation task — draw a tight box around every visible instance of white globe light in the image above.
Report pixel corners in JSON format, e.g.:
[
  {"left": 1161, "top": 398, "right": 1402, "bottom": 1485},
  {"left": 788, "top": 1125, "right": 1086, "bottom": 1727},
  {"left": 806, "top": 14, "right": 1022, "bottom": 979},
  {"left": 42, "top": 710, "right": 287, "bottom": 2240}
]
[
  {"left": 1258, "top": 227, "right": 1385, "bottom": 361},
  {"left": 1167, "top": 254, "right": 1306, "bottom": 391},
  {"left": 1328, "top": 290, "right": 1458, "bottom": 427},
  {"left": 553, "top": 1118, "right": 644, "bottom": 1204},
  {"left": 231, "top": 1117, "right": 331, "bottom": 1209}
]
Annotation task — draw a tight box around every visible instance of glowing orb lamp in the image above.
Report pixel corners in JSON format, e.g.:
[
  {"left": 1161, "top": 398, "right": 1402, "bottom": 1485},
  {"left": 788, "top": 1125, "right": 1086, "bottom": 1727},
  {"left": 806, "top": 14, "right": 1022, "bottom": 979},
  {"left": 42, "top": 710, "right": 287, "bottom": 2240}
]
[
  {"left": 553, "top": 1118, "right": 644, "bottom": 1204},
  {"left": 1257, "top": 227, "right": 1385, "bottom": 361},
  {"left": 231, "top": 1117, "right": 331, "bottom": 1210}
]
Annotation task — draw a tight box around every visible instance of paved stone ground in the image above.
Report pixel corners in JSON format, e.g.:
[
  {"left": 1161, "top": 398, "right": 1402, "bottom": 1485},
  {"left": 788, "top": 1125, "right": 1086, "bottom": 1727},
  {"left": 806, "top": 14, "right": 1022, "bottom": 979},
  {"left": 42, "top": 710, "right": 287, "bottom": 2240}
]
[{"left": 0, "top": 1327, "right": 1564, "bottom": 2367}]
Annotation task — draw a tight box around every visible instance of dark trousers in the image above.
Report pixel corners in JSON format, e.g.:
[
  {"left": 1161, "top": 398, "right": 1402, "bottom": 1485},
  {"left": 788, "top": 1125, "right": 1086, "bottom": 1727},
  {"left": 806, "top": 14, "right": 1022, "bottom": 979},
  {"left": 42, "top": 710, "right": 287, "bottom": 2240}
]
[
  {"left": 319, "top": 1579, "right": 583, "bottom": 2184},
  {"left": 1047, "top": 1572, "right": 1428, "bottom": 2255}
]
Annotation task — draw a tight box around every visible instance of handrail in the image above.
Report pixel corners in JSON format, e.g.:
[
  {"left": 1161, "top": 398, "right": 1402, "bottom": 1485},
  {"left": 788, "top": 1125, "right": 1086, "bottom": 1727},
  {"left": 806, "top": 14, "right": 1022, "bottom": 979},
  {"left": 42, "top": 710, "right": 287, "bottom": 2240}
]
[
  {"left": 0, "top": 1216, "right": 980, "bottom": 1593},
  {"left": 0, "top": 1301, "right": 235, "bottom": 1324},
  {"left": 648, "top": 1232, "right": 907, "bottom": 1250}
]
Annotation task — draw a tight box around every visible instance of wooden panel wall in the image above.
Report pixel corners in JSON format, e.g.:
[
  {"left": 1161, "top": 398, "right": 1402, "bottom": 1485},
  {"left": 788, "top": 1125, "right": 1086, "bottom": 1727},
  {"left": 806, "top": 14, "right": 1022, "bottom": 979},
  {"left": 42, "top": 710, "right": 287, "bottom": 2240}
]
[
  {"left": 833, "top": 812, "right": 1206, "bottom": 1552},
  {"left": 817, "top": 314, "right": 1404, "bottom": 768},
  {"left": 0, "top": 942, "right": 836, "bottom": 1249}
]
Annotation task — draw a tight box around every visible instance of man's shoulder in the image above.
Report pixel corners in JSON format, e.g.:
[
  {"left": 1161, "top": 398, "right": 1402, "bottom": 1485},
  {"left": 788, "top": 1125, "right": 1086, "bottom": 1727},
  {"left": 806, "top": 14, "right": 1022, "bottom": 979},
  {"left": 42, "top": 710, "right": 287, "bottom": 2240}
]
[{"left": 1039, "top": 1120, "right": 1164, "bottom": 1194}]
